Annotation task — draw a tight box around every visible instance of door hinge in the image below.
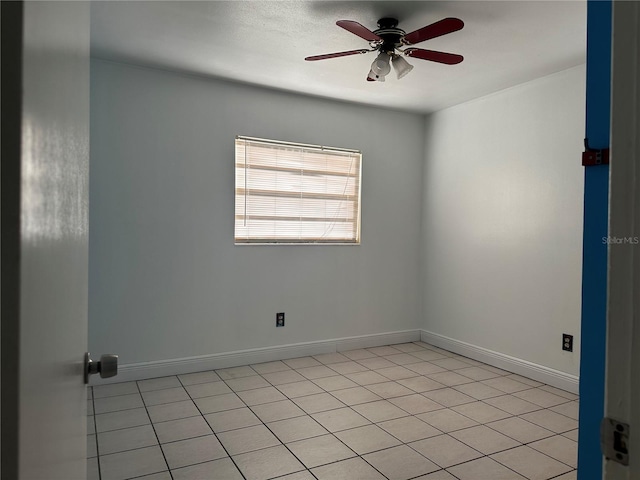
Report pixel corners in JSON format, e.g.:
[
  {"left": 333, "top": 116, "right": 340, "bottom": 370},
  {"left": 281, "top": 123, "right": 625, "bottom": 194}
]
[
  {"left": 583, "top": 138, "right": 610, "bottom": 166},
  {"left": 601, "top": 417, "right": 630, "bottom": 466}
]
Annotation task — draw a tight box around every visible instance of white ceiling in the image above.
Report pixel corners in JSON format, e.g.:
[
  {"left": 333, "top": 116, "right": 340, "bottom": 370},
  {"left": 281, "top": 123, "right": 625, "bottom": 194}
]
[{"left": 91, "top": 1, "right": 586, "bottom": 114}]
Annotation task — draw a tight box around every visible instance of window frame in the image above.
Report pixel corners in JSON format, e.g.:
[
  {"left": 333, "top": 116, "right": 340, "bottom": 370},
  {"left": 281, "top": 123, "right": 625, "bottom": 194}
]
[{"left": 234, "top": 135, "right": 362, "bottom": 245}]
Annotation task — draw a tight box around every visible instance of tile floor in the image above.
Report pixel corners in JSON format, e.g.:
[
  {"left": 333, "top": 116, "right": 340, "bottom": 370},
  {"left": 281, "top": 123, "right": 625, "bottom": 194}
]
[{"left": 87, "top": 342, "right": 578, "bottom": 480}]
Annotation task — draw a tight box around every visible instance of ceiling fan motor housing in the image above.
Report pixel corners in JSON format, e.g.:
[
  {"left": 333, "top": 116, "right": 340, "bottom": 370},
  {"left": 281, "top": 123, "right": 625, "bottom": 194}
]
[{"left": 373, "top": 18, "right": 405, "bottom": 54}]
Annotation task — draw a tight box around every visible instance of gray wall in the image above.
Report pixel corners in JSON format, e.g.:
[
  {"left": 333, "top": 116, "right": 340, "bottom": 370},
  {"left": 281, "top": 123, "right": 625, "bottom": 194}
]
[
  {"left": 89, "top": 60, "right": 425, "bottom": 364},
  {"left": 421, "top": 65, "right": 586, "bottom": 375}
]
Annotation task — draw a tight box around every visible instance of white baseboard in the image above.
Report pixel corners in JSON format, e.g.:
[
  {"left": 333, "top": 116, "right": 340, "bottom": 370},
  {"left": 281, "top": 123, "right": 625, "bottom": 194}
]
[
  {"left": 91, "top": 329, "right": 421, "bottom": 385},
  {"left": 420, "top": 330, "right": 579, "bottom": 394}
]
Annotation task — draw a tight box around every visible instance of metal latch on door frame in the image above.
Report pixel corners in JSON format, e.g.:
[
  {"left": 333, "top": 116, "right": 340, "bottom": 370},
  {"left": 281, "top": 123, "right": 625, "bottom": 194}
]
[
  {"left": 583, "top": 138, "right": 610, "bottom": 166},
  {"left": 601, "top": 417, "right": 630, "bottom": 466}
]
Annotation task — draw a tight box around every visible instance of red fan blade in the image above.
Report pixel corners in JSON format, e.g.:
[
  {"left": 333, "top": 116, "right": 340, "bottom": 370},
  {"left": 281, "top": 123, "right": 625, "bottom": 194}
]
[
  {"left": 402, "top": 17, "right": 464, "bottom": 45},
  {"left": 305, "top": 49, "right": 370, "bottom": 61},
  {"left": 336, "top": 20, "right": 382, "bottom": 42},
  {"left": 404, "top": 48, "right": 463, "bottom": 65}
]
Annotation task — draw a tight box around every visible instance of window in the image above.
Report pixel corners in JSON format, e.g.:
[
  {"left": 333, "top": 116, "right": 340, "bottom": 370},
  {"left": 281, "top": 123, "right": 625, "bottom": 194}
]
[{"left": 235, "top": 136, "right": 362, "bottom": 244}]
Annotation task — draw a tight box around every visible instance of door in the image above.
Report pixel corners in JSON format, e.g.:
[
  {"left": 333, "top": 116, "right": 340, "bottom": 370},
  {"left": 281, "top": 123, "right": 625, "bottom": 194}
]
[
  {"left": 603, "top": 2, "right": 640, "bottom": 479},
  {"left": 1, "top": 2, "right": 90, "bottom": 478}
]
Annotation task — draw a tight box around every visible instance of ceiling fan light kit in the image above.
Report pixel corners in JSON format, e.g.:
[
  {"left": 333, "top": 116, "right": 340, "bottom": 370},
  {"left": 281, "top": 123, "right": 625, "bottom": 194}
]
[{"left": 305, "top": 16, "right": 464, "bottom": 83}]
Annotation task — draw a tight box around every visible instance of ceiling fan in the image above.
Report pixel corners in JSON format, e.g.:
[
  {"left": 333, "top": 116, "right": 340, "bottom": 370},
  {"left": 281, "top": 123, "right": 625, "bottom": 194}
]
[{"left": 305, "top": 17, "right": 464, "bottom": 82}]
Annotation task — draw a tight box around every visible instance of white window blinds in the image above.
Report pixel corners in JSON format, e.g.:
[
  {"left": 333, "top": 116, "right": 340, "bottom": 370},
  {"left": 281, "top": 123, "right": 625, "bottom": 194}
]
[{"left": 235, "top": 136, "right": 362, "bottom": 244}]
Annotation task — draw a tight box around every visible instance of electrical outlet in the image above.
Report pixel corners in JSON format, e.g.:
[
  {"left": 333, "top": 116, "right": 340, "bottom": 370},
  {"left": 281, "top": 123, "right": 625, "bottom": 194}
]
[
  {"left": 562, "top": 334, "right": 573, "bottom": 352},
  {"left": 276, "top": 312, "right": 285, "bottom": 327}
]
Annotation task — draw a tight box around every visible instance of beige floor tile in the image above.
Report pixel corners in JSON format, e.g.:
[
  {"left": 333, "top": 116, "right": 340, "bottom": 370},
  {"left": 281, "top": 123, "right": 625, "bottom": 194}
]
[
  {"left": 298, "top": 365, "right": 339, "bottom": 380},
  {"left": 553, "top": 471, "right": 578, "bottom": 480},
  {"left": 405, "top": 362, "right": 447, "bottom": 375},
  {"left": 312, "top": 375, "right": 358, "bottom": 391},
  {"left": 218, "top": 424, "right": 280, "bottom": 455},
  {"left": 346, "top": 371, "right": 389, "bottom": 385},
  {"left": 250, "top": 361, "right": 291, "bottom": 375},
  {"left": 491, "top": 445, "right": 572, "bottom": 480},
  {"left": 194, "top": 392, "right": 245, "bottom": 413},
  {"left": 341, "top": 349, "right": 378, "bottom": 360},
  {"left": 161, "top": 435, "right": 227, "bottom": 469},
  {"left": 267, "top": 415, "right": 328, "bottom": 443},
  {"left": 413, "top": 470, "right": 457, "bottom": 479},
  {"left": 87, "top": 419, "right": 96, "bottom": 435},
  {"left": 94, "top": 393, "right": 144, "bottom": 414},
  {"left": 216, "top": 365, "right": 257, "bottom": 380},
  {"left": 154, "top": 415, "right": 212, "bottom": 443},
  {"left": 130, "top": 472, "right": 171, "bottom": 480},
  {"left": 93, "top": 382, "right": 139, "bottom": 399},
  {"left": 427, "top": 372, "right": 475, "bottom": 387},
  {"left": 366, "top": 381, "right": 415, "bottom": 399},
  {"left": 378, "top": 416, "right": 442, "bottom": 443},
  {"left": 357, "top": 357, "right": 397, "bottom": 369},
  {"left": 205, "top": 407, "right": 261, "bottom": 432},
  {"left": 261, "top": 370, "right": 306, "bottom": 385},
  {"left": 520, "top": 409, "right": 578, "bottom": 433},
  {"left": 430, "top": 358, "right": 473, "bottom": 370},
  {"left": 452, "top": 401, "right": 511, "bottom": 423},
  {"left": 312, "top": 456, "right": 386, "bottom": 479},
  {"left": 385, "top": 353, "right": 423, "bottom": 365},
  {"left": 97, "top": 425, "right": 158, "bottom": 455},
  {"left": 481, "top": 376, "right": 532, "bottom": 394},
  {"left": 141, "top": 387, "right": 190, "bottom": 406},
  {"left": 487, "top": 417, "right": 555, "bottom": 443},
  {"left": 100, "top": 446, "right": 167, "bottom": 480},
  {"left": 450, "top": 425, "right": 520, "bottom": 454},
  {"left": 226, "top": 375, "right": 271, "bottom": 392},
  {"left": 422, "top": 388, "right": 476, "bottom": 407},
  {"left": 398, "top": 376, "right": 446, "bottom": 393},
  {"left": 539, "top": 385, "right": 578, "bottom": 400},
  {"left": 95, "top": 408, "right": 150, "bottom": 433},
  {"left": 252, "top": 399, "right": 305, "bottom": 423},
  {"left": 87, "top": 434, "right": 97, "bottom": 458},
  {"left": 410, "top": 434, "right": 483, "bottom": 468},
  {"left": 88, "top": 400, "right": 94, "bottom": 416},
  {"left": 233, "top": 445, "right": 305, "bottom": 480},
  {"left": 388, "top": 393, "right": 445, "bottom": 415},
  {"left": 453, "top": 382, "right": 505, "bottom": 400},
  {"left": 236, "top": 386, "right": 286, "bottom": 406},
  {"left": 367, "top": 345, "right": 403, "bottom": 356},
  {"left": 363, "top": 444, "right": 440, "bottom": 480},
  {"left": 172, "top": 457, "right": 243, "bottom": 480},
  {"left": 334, "top": 424, "right": 401, "bottom": 454},
  {"left": 276, "top": 380, "right": 324, "bottom": 398},
  {"left": 277, "top": 472, "right": 316, "bottom": 480},
  {"left": 184, "top": 377, "right": 231, "bottom": 399},
  {"left": 455, "top": 366, "right": 502, "bottom": 381},
  {"left": 283, "top": 357, "right": 322, "bottom": 369},
  {"left": 87, "top": 457, "right": 99, "bottom": 480},
  {"left": 352, "top": 400, "right": 409, "bottom": 423},
  {"left": 138, "top": 376, "right": 181, "bottom": 392},
  {"left": 312, "top": 407, "right": 371, "bottom": 432},
  {"left": 393, "top": 343, "right": 426, "bottom": 353},
  {"left": 376, "top": 366, "right": 419, "bottom": 380},
  {"left": 292, "top": 392, "right": 346, "bottom": 413},
  {"left": 327, "top": 361, "right": 369, "bottom": 375},
  {"left": 504, "top": 374, "right": 544, "bottom": 387},
  {"left": 529, "top": 435, "right": 578, "bottom": 467},
  {"left": 513, "top": 388, "right": 569, "bottom": 408},
  {"left": 148, "top": 400, "right": 200, "bottom": 423},
  {"left": 447, "top": 457, "right": 527, "bottom": 479},
  {"left": 330, "top": 386, "right": 382, "bottom": 406},
  {"left": 483, "top": 394, "right": 542, "bottom": 415},
  {"left": 177, "top": 370, "right": 221, "bottom": 386},
  {"left": 340, "top": 348, "right": 377, "bottom": 360},
  {"left": 417, "top": 409, "right": 479, "bottom": 432},
  {"left": 410, "top": 350, "right": 448, "bottom": 362},
  {"left": 563, "top": 429, "right": 579, "bottom": 441},
  {"left": 313, "top": 352, "right": 350, "bottom": 364},
  {"left": 287, "top": 434, "right": 356, "bottom": 468},
  {"left": 550, "top": 401, "right": 579, "bottom": 420}
]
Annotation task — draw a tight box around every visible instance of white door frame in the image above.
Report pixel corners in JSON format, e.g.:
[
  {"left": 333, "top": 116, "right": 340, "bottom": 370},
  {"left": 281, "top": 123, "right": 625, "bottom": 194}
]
[{"left": 604, "top": 1, "right": 640, "bottom": 479}]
